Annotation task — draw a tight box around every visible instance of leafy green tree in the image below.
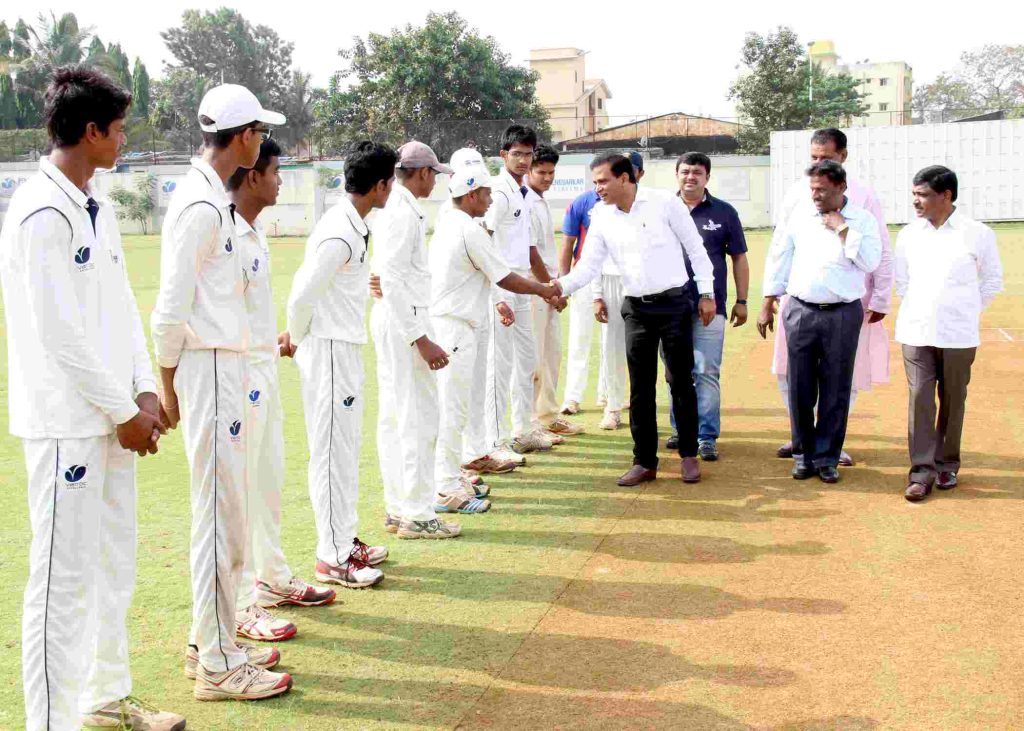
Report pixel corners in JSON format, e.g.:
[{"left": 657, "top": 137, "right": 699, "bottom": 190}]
[
  {"left": 105, "top": 43, "right": 132, "bottom": 91},
  {"left": 131, "top": 58, "right": 151, "bottom": 121},
  {"left": 316, "top": 11, "right": 549, "bottom": 159},
  {"left": 728, "top": 26, "right": 867, "bottom": 153},
  {"left": 109, "top": 175, "right": 155, "bottom": 234},
  {"left": 86, "top": 36, "right": 106, "bottom": 63},
  {"left": 914, "top": 45, "right": 1024, "bottom": 121}
]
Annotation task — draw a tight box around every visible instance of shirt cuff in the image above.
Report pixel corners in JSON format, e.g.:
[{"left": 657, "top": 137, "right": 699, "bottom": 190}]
[
  {"left": 133, "top": 378, "right": 159, "bottom": 398},
  {"left": 694, "top": 278, "right": 714, "bottom": 296},
  {"left": 111, "top": 400, "right": 141, "bottom": 427}
]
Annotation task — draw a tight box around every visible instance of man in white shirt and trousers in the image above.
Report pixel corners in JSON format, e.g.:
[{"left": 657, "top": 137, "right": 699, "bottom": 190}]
[
  {"left": 152, "top": 84, "right": 293, "bottom": 701},
  {"left": 548, "top": 154, "right": 717, "bottom": 487},
  {"left": 1, "top": 65, "right": 185, "bottom": 731},
  {"left": 896, "top": 166, "right": 1003, "bottom": 502},
  {"left": 370, "top": 141, "right": 476, "bottom": 535},
  {"left": 284, "top": 142, "right": 396, "bottom": 589},
  {"left": 431, "top": 169, "right": 555, "bottom": 512},
  {"left": 758, "top": 160, "right": 882, "bottom": 484},
  {"left": 225, "top": 139, "right": 336, "bottom": 632}
]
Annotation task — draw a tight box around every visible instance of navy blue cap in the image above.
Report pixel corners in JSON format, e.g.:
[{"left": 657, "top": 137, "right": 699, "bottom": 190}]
[{"left": 625, "top": 151, "right": 644, "bottom": 171}]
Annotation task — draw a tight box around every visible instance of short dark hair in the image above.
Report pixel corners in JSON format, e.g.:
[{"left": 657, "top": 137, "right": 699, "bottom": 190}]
[
  {"left": 345, "top": 141, "right": 398, "bottom": 196},
  {"left": 806, "top": 159, "right": 847, "bottom": 186},
  {"left": 590, "top": 153, "right": 636, "bottom": 184},
  {"left": 532, "top": 145, "right": 559, "bottom": 167},
  {"left": 913, "top": 165, "right": 958, "bottom": 202},
  {"left": 676, "top": 152, "right": 711, "bottom": 174},
  {"left": 226, "top": 138, "right": 282, "bottom": 191},
  {"left": 44, "top": 65, "right": 132, "bottom": 148},
  {"left": 200, "top": 117, "right": 260, "bottom": 150},
  {"left": 500, "top": 124, "right": 537, "bottom": 152},
  {"left": 810, "top": 128, "right": 848, "bottom": 152}
]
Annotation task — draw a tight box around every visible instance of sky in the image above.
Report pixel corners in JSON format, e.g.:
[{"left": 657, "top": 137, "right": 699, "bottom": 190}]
[{"left": 4, "top": 0, "right": 1018, "bottom": 121}]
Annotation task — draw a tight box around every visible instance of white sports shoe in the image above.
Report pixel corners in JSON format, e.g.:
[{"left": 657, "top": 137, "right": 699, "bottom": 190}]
[
  {"left": 236, "top": 603, "right": 297, "bottom": 642},
  {"left": 315, "top": 557, "right": 384, "bottom": 588},
  {"left": 490, "top": 442, "right": 526, "bottom": 466},
  {"left": 560, "top": 400, "right": 580, "bottom": 415},
  {"left": 193, "top": 662, "right": 292, "bottom": 702},
  {"left": 599, "top": 410, "right": 622, "bottom": 430},
  {"left": 351, "top": 536, "right": 388, "bottom": 566},
  {"left": 513, "top": 430, "right": 553, "bottom": 453},
  {"left": 184, "top": 642, "right": 279, "bottom": 680},
  {"left": 81, "top": 696, "right": 185, "bottom": 730}
]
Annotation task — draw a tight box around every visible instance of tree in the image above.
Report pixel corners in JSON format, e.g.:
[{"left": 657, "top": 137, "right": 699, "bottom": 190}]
[
  {"left": 86, "top": 36, "right": 105, "bottom": 63},
  {"left": 728, "top": 26, "right": 867, "bottom": 154},
  {"left": 109, "top": 175, "right": 155, "bottom": 234},
  {"left": 316, "top": 11, "right": 549, "bottom": 159},
  {"left": 105, "top": 43, "right": 132, "bottom": 92},
  {"left": 913, "top": 45, "right": 1024, "bottom": 122},
  {"left": 131, "top": 58, "right": 151, "bottom": 121}
]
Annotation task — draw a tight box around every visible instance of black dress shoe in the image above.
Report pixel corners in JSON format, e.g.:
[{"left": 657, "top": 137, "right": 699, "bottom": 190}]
[
  {"left": 791, "top": 465, "right": 815, "bottom": 480},
  {"left": 936, "top": 471, "right": 958, "bottom": 490},
  {"left": 818, "top": 466, "right": 840, "bottom": 483},
  {"left": 665, "top": 434, "right": 679, "bottom": 450}
]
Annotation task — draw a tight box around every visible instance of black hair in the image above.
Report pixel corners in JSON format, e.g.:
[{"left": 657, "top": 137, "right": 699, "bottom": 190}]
[
  {"left": 810, "top": 128, "right": 848, "bottom": 152},
  {"left": 345, "top": 141, "right": 399, "bottom": 196},
  {"left": 913, "top": 165, "right": 958, "bottom": 202},
  {"left": 500, "top": 124, "right": 538, "bottom": 152},
  {"left": 226, "top": 138, "right": 282, "bottom": 191},
  {"left": 200, "top": 117, "right": 259, "bottom": 150},
  {"left": 44, "top": 65, "right": 132, "bottom": 148},
  {"left": 590, "top": 153, "right": 636, "bottom": 184},
  {"left": 676, "top": 151, "right": 711, "bottom": 174},
  {"left": 806, "top": 159, "right": 847, "bottom": 186},
  {"left": 532, "top": 145, "right": 560, "bottom": 167}
]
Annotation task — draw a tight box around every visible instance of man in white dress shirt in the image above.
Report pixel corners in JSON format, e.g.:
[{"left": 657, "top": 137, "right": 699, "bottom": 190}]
[
  {"left": 896, "top": 166, "right": 1003, "bottom": 502},
  {"left": 226, "top": 139, "right": 336, "bottom": 638},
  {"left": 548, "top": 154, "right": 717, "bottom": 486},
  {"left": 1, "top": 65, "right": 184, "bottom": 731},
  {"left": 152, "top": 84, "right": 293, "bottom": 701},
  {"left": 284, "top": 142, "right": 395, "bottom": 589},
  {"left": 758, "top": 160, "right": 881, "bottom": 484}
]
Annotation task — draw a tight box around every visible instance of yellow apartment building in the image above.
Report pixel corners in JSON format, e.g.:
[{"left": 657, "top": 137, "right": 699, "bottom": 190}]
[
  {"left": 529, "top": 48, "right": 611, "bottom": 143},
  {"left": 809, "top": 40, "right": 913, "bottom": 126}
]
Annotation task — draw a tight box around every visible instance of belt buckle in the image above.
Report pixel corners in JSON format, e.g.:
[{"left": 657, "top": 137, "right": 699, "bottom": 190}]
[{"left": 640, "top": 294, "right": 654, "bottom": 303}]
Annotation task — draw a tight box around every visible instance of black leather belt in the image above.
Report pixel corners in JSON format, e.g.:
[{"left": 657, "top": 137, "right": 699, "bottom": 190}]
[
  {"left": 792, "top": 296, "right": 850, "bottom": 311},
  {"left": 630, "top": 286, "right": 687, "bottom": 304}
]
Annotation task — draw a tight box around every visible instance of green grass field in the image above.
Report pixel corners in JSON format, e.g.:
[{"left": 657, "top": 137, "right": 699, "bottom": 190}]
[{"left": 0, "top": 227, "right": 1021, "bottom": 729}]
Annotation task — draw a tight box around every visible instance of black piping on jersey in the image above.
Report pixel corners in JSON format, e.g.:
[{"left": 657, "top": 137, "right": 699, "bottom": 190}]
[
  {"left": 42, "top": 440, "right": 59, "bottom": 729},
  {"left": 39, "top": 166, "right": 90, "bottom": 212},
  {"left": 315, "top": 236, "right": 355, "bottom": 266},
  {"left": 212, "top": 350, "right": 229, "bottom": 670},
  {"left": 328, "top": 343, "right": 341, "bottom": 564},
  {"left": 173, "top": 200, "right": 223, "bottom": 230},
  {"left": 19, "top": 206, "right": 73, "bottom": 237},
  {"left": 429, "top": 231, "right": 482, "bottom": 307}
]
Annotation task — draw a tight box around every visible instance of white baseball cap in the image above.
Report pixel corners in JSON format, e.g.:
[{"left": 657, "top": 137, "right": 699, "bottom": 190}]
[
  {"left": 449, "top": 147, "right": 486, "bottom": 169},
  {"left": 198, "top": 84, "right": 286, "bottom": 132},
  {"left": 449, "top": 167, "right": 490, "bottom": 198}
]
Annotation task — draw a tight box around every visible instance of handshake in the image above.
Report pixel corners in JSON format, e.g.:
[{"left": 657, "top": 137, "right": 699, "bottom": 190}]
[{"left": 539, "top": 280, "right": 567, "bottom": 312}]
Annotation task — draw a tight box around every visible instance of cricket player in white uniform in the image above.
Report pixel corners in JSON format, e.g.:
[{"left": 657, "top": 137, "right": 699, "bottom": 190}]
[
  {"left": 226, "top": 139, "right": 337, "bottom": 633},
  {"left": 370, "top": 140, "right": 472, "bottom": 537},
  {"left": 484, "top": 125, "right": 554, "bottom": 456},
  {"left": 432, "top": 169, "right": 554, "bottom": 507},
  {"left": 284, "top": 141, "right": 396, "bottom": 588},
  {"left": 152, "top": 84, "right": 293, "bottom": 702},
  {"left": 524, "top": 146, "right": 582, "bottom": 438},
  {"left": 0, "top": 66, "right": 185, "bottom": 731}
]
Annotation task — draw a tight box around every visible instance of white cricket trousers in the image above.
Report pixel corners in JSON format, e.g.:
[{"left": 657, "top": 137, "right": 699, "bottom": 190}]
[
  {"left": 599, "top": 274, "right": 628, "bottom": 414},
  {"left": 237, "top": 357, "right": 292, "bottom": 610},
  {"left": 371, "top": 304, "right": 439, "bottom": 522},
  {"left": 531, "top": 296, "right": 562, "bottom": 426},
  {"left": 434, "top": 315, "right": 489, "bottom": 494},
  {"left": 22, "top": 434, "right": 135, "bottom": 730},
  {"left": 563, "top": 289, "right": 607, "bottom": 406},
  {"left": 177, "top": 348, "right": 249, "bottom": 673},
  {"left": 486, "top": 275, "right": 536, "bottom": 445},
  {"left": 296, "top": 336, "right": 363, "bottom": 566}
]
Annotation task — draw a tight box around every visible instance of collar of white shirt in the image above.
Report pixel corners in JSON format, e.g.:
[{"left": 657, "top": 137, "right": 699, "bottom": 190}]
[
  {"left": 598, "top": 186, "right": 652, "bottom": 216},
  {"left": 914, "top": 207, "right": 965, "bottom": 232},
  {"left": 38, "top": 156, "right": 94, "bottom": 210},
  {"left": 499, "top": 167, "right": 526, "bottom": 196},
  {"left": 233, "top": 211, "right": 262, "bottom": 239},
  {"left": 394, "top": 182, "right": 425, "bottom": 219},
  {"left": 333, "top": 195, "right": 370, "bottom": 238},
  {"left": 189, "top": 157, "right": 230, "bottom": 206}
]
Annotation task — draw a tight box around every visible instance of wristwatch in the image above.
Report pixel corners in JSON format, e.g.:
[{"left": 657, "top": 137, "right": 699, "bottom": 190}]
[
  {"left": 735, "top": 299, "right": 747, "bottom": 305},
  {"left": 700, "top": 293, "right": 714, "bottom": 301}
]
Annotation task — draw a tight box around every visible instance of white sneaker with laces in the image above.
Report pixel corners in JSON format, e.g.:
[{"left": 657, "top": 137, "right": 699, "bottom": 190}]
[
  {"left": 351, "top": 536, "right": 388, "bottom": 566},
  {"left": 193, "top": 662, "right": 293, "bottom": 701},
  {"left": 184, "top": 642, "right": 279, "bottom": 680},
  {"left": 599, "top": 410, "right": 622, "bottom": 430},
  {"left": 80, "top": 696, "right": 185, "bottom": 730},
  {"left": 236, "top": 603, "right": 297, "bottom": 641},
  {"left": 560, "top": 400, "right": 580, "bottom": 415},
  {"left": 513, "top": 430, "right": 553, "bottom": 453},
  {"left": 490, "top": 442, "right": 526, "bottom": 465},
  {"left": 256, "top": 576, "right": 336, "bottom": 608}
]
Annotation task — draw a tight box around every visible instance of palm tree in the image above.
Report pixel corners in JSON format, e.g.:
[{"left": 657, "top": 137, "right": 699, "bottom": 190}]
[{"left": 19, "top": 12, "right": 93, "bottom": 76}]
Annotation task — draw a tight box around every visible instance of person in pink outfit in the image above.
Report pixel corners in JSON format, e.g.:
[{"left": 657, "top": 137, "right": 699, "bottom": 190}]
[{"left": 769, "top": 128, "right": 893, "bottom": 466}]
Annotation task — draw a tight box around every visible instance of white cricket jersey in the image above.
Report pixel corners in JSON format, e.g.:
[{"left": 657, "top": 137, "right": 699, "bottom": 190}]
[
  {"left": 371, "top": 183, "right": 430, "bottom": 344},
  {"left": 236, "top": 215, "right": 278, "bottom": 364},
  {"left": 484, "top": 168, "right": 532, "bottom": 270},
  {"left": 151, "top": 158, "right": 250, "bottom": 368},
  {"left": 525, "top": 186, "right": 557, "bottom": 273},
  {"left": 0, "top": 157, "right": 155, "bottom": 438},
  {"left": 287, "top": 196, "right": 370, "bottom": 345},
  {"left": 430, "top": 208, "right": 512, "bottom": 328}
]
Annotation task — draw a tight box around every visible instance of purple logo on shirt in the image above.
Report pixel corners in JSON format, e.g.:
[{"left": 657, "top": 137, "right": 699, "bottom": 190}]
[
  {"left": 248, "top": 390, "right": 261, "bottom": 404},
  {"left": 226, "top": 238, "right": 233, "bottom": 253},
  {"left": 229, "top": 420, "right": 242, "bottom": 437},
  {"left": 64, "top": 464, "right": 87, "bottom": 483},
  {"left": 161, "top": 181, "right": 177, "bottom": 193},
  {"left": 252, "top": 258, "right": 260, "bottom": 273},
  {"left": 74, "top": 246, "right": 91, "bottom": 265}
]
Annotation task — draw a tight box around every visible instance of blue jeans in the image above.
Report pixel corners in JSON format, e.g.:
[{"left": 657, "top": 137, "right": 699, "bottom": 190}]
[{"left": 669, "top": 314, "right": 726, "bottom": 443}]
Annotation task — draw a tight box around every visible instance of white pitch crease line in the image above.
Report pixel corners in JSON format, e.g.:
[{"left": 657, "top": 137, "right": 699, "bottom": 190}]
[{"left": 998, "top": 328, "right": 1013, "bottom": 342}]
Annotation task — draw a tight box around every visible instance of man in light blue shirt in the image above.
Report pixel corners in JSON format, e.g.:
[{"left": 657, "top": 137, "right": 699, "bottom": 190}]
[{"left": 757, "top": 160, "right": 881, "bottom": 483}]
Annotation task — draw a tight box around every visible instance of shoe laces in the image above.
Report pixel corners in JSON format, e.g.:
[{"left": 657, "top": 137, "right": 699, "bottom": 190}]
[
  {"left": 287, "top": 576, "right": 309, "bottom": 592},
  {"left": 109, "top": 695, "right": 157, "bottom": 727},
  {"left": 248, "top": 604, "right": 272, "bottom": 622},
  {"left": 351, "top": 537, "right": 371, "bottom": 563}
]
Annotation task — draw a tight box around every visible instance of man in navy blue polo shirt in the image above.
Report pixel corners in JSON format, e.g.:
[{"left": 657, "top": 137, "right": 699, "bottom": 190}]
[{"left": 667, "top": 152, "right": 749, "bottom": 460}]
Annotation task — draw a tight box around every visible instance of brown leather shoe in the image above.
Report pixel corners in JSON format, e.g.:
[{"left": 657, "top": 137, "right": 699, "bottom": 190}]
[
  {"left": 617, "top": 465, "right": 656, "bottom": 487},
  {"left": 904, "top": 482, "right": 932, "bottom": 502},
  {"left": 936, "top": 471, "right": 958, "bottom": 490},
  {"left": 681, "top": 457, "right": 701, "bottom": 483},
  {"left": 777, "top": 441, "right": 794, "bottom": 458}
]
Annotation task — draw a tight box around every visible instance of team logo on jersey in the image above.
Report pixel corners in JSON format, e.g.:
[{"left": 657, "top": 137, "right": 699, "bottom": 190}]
[
  {"left": 252, "top": 258, "right": 260, "bottom": 273},
  {"left": 1, "top": 178, "right": 14, "bottom": 190},
  {"left": 249, "top": 390, "right": 261, "bottom": 406},
  {"left": 64, "top": 464, "right": 88, "bottom": 489},
  {"left": 161, "top": 180, "right": 177, "bottom": 193},
  {"left": 343, "top": 395, "right": 356, "bottom": 410},
  {"left": 74, "top": 246, "right": 95, "bottom": 272},
  {"left": 229, "top": 419, "right": 242, "bottom": 443},
  {"left": 513, "top": 208, "right": 522, "bottom": 218},
  {"left": 327, "top": 176, "right": 343, "bottom": 190},
  {"left": 702, "top": 219, "right": 722, "bottom": 232},
  {"left": 225, "top": 238, "right": 233, "bottom": 253}
]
